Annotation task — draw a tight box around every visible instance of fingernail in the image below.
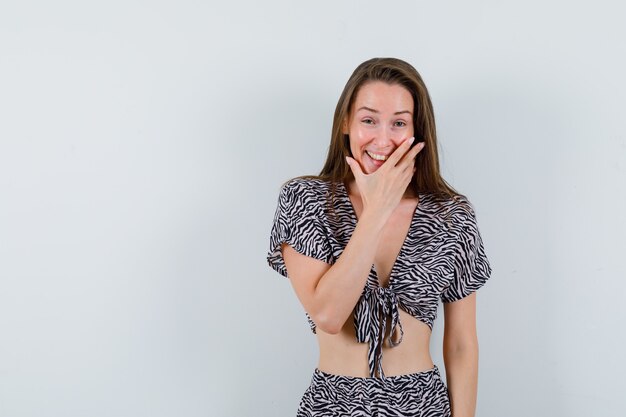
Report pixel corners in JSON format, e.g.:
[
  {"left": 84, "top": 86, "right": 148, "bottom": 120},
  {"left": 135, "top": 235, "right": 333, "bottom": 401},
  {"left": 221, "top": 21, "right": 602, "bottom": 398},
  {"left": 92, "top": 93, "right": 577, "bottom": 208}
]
[
  {"left": 345, "top": 156, "right": 350, "bottom": 164},
  {"left": 409, "top": 137, "right": 415, "bottom": 144}
]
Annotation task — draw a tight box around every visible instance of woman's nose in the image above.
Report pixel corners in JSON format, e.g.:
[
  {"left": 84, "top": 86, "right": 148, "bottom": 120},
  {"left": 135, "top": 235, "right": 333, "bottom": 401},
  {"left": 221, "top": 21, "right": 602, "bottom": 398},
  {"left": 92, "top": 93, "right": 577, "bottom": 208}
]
[{"left": 372, "top": 127, "right": 395, "bottom": 147}]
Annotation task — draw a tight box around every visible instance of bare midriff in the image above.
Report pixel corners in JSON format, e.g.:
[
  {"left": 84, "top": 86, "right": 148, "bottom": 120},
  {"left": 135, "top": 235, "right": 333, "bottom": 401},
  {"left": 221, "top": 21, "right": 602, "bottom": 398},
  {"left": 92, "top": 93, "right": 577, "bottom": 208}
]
[{"left": 316, "top": 308, "right": 435, "bottom": 377}]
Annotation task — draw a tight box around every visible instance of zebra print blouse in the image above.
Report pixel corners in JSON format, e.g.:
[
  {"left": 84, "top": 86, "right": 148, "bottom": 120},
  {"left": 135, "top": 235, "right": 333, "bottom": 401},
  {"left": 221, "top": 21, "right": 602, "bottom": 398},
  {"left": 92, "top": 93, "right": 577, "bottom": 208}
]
[{"left": 267, "top": 177, "right": 492, "bottom": 379}]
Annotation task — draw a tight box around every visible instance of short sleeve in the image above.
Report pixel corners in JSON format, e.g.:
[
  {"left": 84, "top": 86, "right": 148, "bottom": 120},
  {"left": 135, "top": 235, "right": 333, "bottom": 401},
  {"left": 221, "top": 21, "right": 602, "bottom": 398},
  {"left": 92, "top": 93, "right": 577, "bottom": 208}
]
[
  {"left": 440, "top": 200, "right": 492, "bottom": 303},
  {"left": 266, "top": 179, "right": 333, "bottom": 278}
]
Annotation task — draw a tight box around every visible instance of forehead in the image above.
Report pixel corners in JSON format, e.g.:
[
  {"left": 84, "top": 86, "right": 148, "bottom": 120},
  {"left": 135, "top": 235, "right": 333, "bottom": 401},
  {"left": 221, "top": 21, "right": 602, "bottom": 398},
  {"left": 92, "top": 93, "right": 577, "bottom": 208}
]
[{"left": 352, "top": 81, "right": 413, "bottom": 112}]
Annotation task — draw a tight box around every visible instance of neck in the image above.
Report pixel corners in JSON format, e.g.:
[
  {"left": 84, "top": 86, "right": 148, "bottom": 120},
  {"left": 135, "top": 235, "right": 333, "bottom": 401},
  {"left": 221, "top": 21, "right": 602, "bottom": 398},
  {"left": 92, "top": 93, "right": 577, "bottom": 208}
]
[{"left": 345, "top": 179, "right": 418, "bottom": 200}]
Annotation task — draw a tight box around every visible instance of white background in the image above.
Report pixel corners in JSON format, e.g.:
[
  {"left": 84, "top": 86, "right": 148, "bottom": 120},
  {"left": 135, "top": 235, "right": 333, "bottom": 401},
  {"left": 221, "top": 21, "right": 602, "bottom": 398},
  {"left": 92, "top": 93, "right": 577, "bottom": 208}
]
[{"left": 1, "top": 1, "right": 625, "bottom": 416}]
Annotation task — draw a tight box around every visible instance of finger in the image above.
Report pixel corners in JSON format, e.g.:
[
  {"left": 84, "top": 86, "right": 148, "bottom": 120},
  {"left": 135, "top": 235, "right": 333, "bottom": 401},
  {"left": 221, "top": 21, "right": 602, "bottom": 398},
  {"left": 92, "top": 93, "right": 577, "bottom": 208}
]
[
  {"left": 400, "top": 141, "right": 425, "bottom": 169},
  {"left": 410, "top": 141, "right": 425, "bottom": 160},
  {"left": 346, "top": 156, "right": 364, "bottom": 178},
  {"left": 384, "top": 136, "right": 414, "bottom": 168},
  {"left": 413, "top": 141, "right": 425, "bottom": 154}
]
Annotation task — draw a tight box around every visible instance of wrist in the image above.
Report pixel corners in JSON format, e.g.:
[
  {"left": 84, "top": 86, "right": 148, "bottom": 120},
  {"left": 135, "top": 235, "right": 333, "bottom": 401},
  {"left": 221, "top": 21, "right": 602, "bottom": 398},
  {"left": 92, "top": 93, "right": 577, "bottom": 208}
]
[{"left": 358, "top": 209, "right": 389, "bottom": 235}]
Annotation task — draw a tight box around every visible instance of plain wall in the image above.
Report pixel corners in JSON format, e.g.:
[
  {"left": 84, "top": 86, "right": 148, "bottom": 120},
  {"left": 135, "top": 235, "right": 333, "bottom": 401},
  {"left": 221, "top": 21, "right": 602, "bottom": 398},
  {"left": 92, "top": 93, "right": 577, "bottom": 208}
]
[{"left": 1, "top": 1, "right": 625, "bottom": 416}]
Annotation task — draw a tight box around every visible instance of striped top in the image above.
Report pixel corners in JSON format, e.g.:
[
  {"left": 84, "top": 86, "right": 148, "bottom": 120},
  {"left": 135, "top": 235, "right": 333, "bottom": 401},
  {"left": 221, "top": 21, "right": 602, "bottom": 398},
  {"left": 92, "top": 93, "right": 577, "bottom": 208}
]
[{"left": 267, "top": 177, "right": 492, "bottom": 378}]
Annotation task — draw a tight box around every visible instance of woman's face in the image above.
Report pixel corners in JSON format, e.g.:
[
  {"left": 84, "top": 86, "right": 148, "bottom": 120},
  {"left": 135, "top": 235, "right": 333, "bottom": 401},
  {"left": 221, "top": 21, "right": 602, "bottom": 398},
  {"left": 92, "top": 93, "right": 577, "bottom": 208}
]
[{"left": 344, "top": 81, "right": 415, "bottom": 174}]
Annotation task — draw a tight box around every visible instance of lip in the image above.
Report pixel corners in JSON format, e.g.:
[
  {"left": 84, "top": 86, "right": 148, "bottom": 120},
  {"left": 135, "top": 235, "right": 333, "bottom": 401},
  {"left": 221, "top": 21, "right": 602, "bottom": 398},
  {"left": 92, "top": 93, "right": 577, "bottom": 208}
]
[
  {"left": 366, "top": 150, "right": 391, "bottom": 157},
  {"left": 365, "top": 151, "right": 385, "bottom": 167}
]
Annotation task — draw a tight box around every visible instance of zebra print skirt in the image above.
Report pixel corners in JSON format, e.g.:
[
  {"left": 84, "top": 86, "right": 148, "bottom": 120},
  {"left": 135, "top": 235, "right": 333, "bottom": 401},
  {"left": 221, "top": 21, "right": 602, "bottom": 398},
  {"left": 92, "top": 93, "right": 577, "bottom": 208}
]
[{"left": 296, "top": 365, "right": 451, "bottom": 417}]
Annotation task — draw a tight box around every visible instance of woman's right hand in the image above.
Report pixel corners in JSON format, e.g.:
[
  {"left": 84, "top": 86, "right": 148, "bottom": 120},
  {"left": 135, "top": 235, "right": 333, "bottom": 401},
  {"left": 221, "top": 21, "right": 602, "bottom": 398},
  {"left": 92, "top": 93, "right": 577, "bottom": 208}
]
[{"left": 346, "top": 137, "right": 425, "bottom": 221}]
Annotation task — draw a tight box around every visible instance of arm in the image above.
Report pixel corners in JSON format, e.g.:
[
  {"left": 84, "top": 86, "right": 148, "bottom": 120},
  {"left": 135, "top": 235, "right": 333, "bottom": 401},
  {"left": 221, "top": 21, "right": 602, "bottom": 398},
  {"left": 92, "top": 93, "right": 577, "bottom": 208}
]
[
  {"left": 278, "top": 137, "right": 421, "bottom": 334},
  {"left": 282, "top": 210, "right": 386, "bottom": 334},
  {"left": 442, "top": 292, "right": 479, "bottom": 417}
]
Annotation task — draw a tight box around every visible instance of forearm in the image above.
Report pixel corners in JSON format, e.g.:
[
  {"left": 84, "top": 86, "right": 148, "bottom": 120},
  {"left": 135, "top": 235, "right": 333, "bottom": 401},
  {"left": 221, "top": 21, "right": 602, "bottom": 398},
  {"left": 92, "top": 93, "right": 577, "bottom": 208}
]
[
  {"left": 443, "top": 343, "right": 479, "bottom": 417},
  {"left": 313, "top": 211, "right": 386, "bottom": 333}
]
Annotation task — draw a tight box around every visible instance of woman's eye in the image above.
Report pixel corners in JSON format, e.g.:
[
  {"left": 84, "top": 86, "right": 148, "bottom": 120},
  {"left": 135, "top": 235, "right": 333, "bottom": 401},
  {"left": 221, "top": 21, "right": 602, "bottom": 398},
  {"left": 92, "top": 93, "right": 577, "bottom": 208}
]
[
  {"left": 394, "top": 121, "right": 407, "bottom": 127},
  {"left": 362, "top": 118, "right": 374, "bottom": 125}
]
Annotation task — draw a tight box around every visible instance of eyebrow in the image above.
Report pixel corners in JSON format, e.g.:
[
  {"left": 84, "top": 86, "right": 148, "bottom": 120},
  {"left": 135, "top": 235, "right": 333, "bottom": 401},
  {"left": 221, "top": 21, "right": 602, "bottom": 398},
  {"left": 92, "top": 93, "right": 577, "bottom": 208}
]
[{"left": 357, "top": 106, "right": 412, "bottom": 116}]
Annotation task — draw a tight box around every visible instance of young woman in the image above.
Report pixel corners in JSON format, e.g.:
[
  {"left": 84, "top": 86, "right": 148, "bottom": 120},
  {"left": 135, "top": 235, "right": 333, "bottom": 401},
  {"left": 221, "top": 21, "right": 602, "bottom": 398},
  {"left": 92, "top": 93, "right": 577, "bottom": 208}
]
[{"left": 267, "top": 57, "right": 492, "bottom": 417}]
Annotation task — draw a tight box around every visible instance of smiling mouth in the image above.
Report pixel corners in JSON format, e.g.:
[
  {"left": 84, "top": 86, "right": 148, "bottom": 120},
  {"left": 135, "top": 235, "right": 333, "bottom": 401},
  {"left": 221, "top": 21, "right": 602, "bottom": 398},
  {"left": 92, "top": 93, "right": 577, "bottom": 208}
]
[{"left": 366, "top": 150, "right": 389, "bottom": 161}]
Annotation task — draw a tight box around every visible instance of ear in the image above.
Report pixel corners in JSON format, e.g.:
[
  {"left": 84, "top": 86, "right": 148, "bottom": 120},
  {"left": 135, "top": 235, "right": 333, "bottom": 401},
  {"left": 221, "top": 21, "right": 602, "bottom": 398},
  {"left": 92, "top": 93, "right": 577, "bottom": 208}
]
[{"left": 342, "top": 117, "right": 349, "bottom": 135}]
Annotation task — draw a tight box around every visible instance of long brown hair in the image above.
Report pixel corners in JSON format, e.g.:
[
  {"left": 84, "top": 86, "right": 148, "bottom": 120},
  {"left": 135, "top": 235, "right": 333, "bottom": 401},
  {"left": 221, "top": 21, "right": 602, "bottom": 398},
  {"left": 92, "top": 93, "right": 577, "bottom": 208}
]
[{"left": 288, "top": 57, "right": 464, "bottom": 215}]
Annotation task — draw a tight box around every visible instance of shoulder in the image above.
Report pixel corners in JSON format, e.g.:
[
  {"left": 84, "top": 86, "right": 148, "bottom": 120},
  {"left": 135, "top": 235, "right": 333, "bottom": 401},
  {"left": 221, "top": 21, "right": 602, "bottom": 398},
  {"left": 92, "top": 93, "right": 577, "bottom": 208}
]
[
  {"left": 278, "top": 176, "right": 333, "bottom": 214},
  {"left": 281, "top": 176, "right": 332, "bottom": 198},
  {"left": 421, "top": 192, "right": 479, "bottom": 231},
  {"left": 448, "top": 194, "right": 476, "bottom": 218},
  {"left": 444, "top": 194, "right": 483, "bottom": 237},
  {"left": 420, "top": 191, "right": 473, "bottom": 214}
]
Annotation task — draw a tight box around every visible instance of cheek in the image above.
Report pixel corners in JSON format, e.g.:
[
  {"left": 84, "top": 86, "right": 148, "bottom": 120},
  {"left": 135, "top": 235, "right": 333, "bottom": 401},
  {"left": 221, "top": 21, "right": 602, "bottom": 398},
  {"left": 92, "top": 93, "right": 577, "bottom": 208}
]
[{"left": 350, "top": 129, "right": 369, "bottom": 147}]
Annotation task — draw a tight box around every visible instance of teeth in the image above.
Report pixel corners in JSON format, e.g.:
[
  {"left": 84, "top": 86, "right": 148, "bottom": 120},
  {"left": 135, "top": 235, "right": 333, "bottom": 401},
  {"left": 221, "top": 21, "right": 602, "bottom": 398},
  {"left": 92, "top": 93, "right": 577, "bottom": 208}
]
[{"left": 366, "top": 151, "right": 388, "bottom": 161}]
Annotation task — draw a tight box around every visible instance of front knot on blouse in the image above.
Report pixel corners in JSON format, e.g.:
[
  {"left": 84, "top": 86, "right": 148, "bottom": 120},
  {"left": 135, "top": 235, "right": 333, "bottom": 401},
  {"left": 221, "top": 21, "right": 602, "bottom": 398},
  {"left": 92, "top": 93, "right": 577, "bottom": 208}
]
[{"left": 354, "top": 286, "right": 404, "bottom": 379}]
